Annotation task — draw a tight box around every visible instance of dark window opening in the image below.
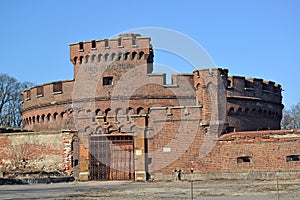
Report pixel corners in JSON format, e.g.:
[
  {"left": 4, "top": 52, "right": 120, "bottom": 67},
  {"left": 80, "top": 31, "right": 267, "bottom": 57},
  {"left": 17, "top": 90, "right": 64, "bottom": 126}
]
[
  {"left": 73, "top": 159, "right": 79, "bottom": 167},
  {"left": 26, "top": 90, "right": 31, "bottom": 100},
  {"left": 117, "top": 53, "right": 122, "bottom": 60},
  {"left": 91, "top": 55, "right": 96, "bottom": 63},
  {"left": 41, "top": 114, "right": 45, "bottom": 122},
  {"left": 91, "top": 40, "right": 96, "bottom": 49},
  {"left": 118, "top": 38, "right": 122, "bottom": 47},
  {"left": 47, "top": 114, "right": 51, "bottom": 121},
  {"left": 225, "top": 126, "right": 235, "bottom": 134},
  {"left": 79, "top": 42, "right": 84, "bottom": 51},
  {"left": 132, "top": 52, "right": 137, "bottom": 60},
  {"left": 37, "top": 86, "right": 44, "bottom": 97},
  {"left": 286, "top": 155, "right": 300, "bottom": 162},
  {"left": 111, "top": 53, "right": 115, "bottom": 61},
  {"left": 132, "top": 36, "right": 137, "bottom": 46},
  {"left": 105, "top": 39, "right": 109, "bottom": 48},
  {"left": 138, "top": 51, "right": 144, "bottom": 60},
  {"left": 103, "top": 77, "right": 113, "bottom": 86},
  {"left": 237, "top": 156, "right": 252, "bottom": 163},
  {"left": 74, "top": 57, "right": 78, "bottom": 64},
  {"left": 79, "top": 56, "right": 83, "bottom": 64},
  {"left": 53, "top": 82, "right": 63, "bottom": 93},
  {"left": 124, "top": 52, "right": 129, "bottom": 60},
  {"left": 104, "top": 54, "right": 109, "bottom": 61}
]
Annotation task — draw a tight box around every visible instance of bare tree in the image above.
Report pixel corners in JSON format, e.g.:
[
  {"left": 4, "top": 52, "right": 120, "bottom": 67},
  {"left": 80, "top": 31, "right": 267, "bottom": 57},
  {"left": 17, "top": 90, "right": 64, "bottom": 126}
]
[
  {"left": 281, "top": 102, "right": 300, "bottom": 130},
  {"left": 0, "top": 74, "right": 32, "bottom": 128}
]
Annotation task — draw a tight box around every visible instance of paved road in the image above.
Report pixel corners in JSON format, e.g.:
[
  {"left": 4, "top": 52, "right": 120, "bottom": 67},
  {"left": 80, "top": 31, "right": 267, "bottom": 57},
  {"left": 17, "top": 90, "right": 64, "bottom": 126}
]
[{"left": 0, "top": 180, "right": 300, "bottom": 200}]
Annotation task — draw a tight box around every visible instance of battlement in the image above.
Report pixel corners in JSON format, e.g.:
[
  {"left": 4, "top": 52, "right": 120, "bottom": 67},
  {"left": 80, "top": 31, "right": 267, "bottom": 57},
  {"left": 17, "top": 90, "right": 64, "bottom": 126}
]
[
  {"left": 22, "top": 80, "right": 74, "bottom": 111},
  {"left": 227, "top": 75, "right": 282, "bottom": 103},
  {"left": 69, "top": 34, "right": 152, "bottom": 65},
  {"left": 69, "top": 34, "right": 153, "bottom": 78},
  {"left": 193, "top": 68, "right": 282, "bottom": 104}
]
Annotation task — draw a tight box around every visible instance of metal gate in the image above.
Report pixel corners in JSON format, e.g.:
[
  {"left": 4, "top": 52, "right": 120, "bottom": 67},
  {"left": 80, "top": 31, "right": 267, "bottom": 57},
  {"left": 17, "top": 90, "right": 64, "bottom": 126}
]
[{"left": 89, "top": 135, "right": 134, "bottom": 180}]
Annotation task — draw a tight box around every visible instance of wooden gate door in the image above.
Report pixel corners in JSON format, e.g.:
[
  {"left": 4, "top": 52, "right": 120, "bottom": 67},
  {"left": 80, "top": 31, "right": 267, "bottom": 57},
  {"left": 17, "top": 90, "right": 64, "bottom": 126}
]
[{"left": 89, "top": 135, "right": 134, "bottom": 180}]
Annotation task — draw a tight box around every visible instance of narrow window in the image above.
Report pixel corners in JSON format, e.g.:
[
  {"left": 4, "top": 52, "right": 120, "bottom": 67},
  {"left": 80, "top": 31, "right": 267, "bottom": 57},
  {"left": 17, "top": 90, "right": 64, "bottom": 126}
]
[
  {"left": 37, "top": 86, "right": 44, "bottom": 97},
  {"left": 53, "top": 112, "right": 58, "bottom": 120},
  {"left": 79, "top": 56, "right": 83, "bottom": 64},
  {"left": 118, "top": 38, "right": 122, "bottom": 47},
  {"left": 117, "top": 53, "right": 122, "bottom": 61},
  {"left": 111, "top": 53, "right": 115, "bottom": 61},
  {"left": 91, "top": 54, "right": 96, "bottom": 63},
  {"left": 79, "top": 42, "right": 84, "bottom": 51},
  {"left": 53, "top": 82, "right": 63, "bottom": 94},
  {"left": 286, "top": 155, "right": 300, "bottom": 162},
  {"left": 103, "top": 77, "right": 113, "bottom": 86},
  {"left": 74, "top": 57, "right": 78, "bottom": 64},
  {"left": 131, "top": 52, "right": 137, "bottom": 60},
  {"left": 104, "top": 53, "right": 109, "bottom": 61},
  {"left": 26, "top": 90, "right": 31, "bottom": 100},
  {"left": 105, "top": 39, "right": 109, "bottom": 48},
  {"left": 124, "top": 52, "right": 129, "bottom": 60},
  {"left": 91, "top": 40, "right": 96, "bottom": 49},
  {"left": 237, "top": 156, "right": 252, "bottom": 163},
  {"left": 138, "top": 51, "right": 144, "bottom": 60},
  {"left": 47, "top": 114, "right": 51, "bottom": 121},
  {"left": 132, "top": 36, "right": 137, "bottom": 46}
]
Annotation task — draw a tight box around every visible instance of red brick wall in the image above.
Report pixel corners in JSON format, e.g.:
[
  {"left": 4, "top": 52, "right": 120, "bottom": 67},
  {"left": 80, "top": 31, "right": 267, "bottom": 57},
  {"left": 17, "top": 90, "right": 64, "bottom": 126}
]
[{"left": 0, "top": 131, "right": 75, "bottom": 175}]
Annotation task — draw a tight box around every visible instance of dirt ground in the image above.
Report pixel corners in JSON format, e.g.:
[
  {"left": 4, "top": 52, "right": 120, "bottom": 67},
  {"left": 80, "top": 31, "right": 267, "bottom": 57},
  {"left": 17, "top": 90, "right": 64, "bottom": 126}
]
[{"left": 1, "top": 179, "right": 300, "bottom": 200}]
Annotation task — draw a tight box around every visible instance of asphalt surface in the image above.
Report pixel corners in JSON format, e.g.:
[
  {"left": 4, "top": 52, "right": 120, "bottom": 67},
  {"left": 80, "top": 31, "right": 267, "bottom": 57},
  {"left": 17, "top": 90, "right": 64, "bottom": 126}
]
[{"left": 0, "top": 179, "right": 300, "bottom": 200}]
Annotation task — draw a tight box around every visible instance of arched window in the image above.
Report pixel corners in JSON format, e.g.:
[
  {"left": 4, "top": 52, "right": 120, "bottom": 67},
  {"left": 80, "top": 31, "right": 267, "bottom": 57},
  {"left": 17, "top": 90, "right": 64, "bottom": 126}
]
[
  {"left": 126, "top": 107, "right": 133, "bottom": 122},
  {"left": 95, "top": 109, "right": 102, "bottom": 116},
  {"left": 79, "top": 56, "right": 83, "bottom": 64},
  {"left": 85, "top": 55, "right": 89, "bottom": 63},
  {"left": 105, "top": 108, "right": 111, "bottom": 116},
  {"left": 124, "top": 52, "right": 130, "bottom": 60},
  {"left": 111, "top": 53, "right": 116, "bottom": 61},
  {"left": 47, "top": 113, "right": 51, "bottom": 121},
  {"left": 74, "top": 57, "right": 78, "bottom": 64},
  {"left": 237, "top": 108, "right": 243, "bottom": 115},
  {"left": 137, "top": 107, "right": 144, "bottom": 115},
  {"left": 104, "top": 53, "right": 109, "bottom": 62},
  {"left": 60, "top": 112, "right": 66, "bottom": 119},
  {"left": 53, "top": 112, "right": 58, "bottom": 120},
  {"left": 138, "top": 51, "right": 144, "bottom": 60},
  {"left": 91, "top": 54, "right": 96, "bottom": 63},
  {"left": 228, "top": 107, "right": 234, "bottom": 115},
  {"left": 131, "top": 52, "right": 137, "bottom": 60},
  {"left": 36, "top": 115, "right": 40, "bottom": 123},
  {"left": 117, "top": 53, "right": 122, "bottom": 61},
  {"left": 41, "top": 114, "right": 45, "bottom": 122}
]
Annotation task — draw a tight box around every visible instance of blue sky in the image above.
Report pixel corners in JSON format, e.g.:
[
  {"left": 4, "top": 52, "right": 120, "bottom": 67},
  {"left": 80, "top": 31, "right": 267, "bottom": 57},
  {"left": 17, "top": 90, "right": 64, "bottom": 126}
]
[{"left": 0, "top": 0, "right": 299, "bottom": 109}]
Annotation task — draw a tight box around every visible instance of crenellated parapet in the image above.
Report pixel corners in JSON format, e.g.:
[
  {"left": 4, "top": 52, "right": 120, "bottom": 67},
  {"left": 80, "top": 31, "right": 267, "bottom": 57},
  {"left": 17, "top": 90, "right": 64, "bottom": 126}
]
[
  {"left": 22, "top": 80, "right": 74, "bottom": 112},
  {"left": 193, "top": 68, "right": 283, "bottom": 132},
  {"left": 227, "top": 76, "right": 282, "bottom": 104},
  {"left": 70, "top": 33, "right": 154, "bottom": 77}
]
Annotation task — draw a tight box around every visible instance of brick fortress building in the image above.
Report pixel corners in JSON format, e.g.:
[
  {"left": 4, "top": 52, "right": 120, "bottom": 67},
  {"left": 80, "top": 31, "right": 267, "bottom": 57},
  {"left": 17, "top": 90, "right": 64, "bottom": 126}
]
[{"left": 19, "top": 34, "right": 300, "bottom": 181}]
